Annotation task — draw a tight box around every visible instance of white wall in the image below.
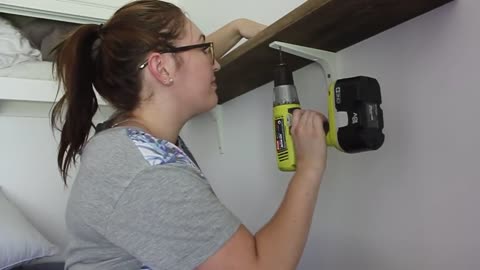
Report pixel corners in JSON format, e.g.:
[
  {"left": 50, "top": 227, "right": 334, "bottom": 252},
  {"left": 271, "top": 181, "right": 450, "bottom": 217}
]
[
  {"left": 0, "top": 116, "right": 70, "bottom": 249},
  {"left": 180, "top": 0, "right": 479, "bottom": 269},
  {"left": 0, "top": 105, "right": 112, "bottom": 259},
  {"left": 177, "top": 0, "right": 305, "bottom": 34}
]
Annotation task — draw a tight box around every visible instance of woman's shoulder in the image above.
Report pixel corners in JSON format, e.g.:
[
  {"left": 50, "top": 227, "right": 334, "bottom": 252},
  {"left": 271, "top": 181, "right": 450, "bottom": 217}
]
[
  {"left": 125, "top": 128, "right": 197, "bottom": 168},
  {"left": 85, "top": 127, "right": 202, "bottom": 175},
  {"left": 83, "top": 126, "right": 140, "bottom": 158}
]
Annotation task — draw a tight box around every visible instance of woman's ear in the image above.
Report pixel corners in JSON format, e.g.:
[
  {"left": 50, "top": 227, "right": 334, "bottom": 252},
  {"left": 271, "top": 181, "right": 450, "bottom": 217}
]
[{"left": 146, "top": 52, "right": 176, "bottom": 86}]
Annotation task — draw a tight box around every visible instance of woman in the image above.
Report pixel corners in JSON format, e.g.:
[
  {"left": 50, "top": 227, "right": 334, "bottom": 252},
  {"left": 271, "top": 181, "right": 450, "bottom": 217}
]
[{"left": 51, "top": 0, "right": 328, "bottom": 269}]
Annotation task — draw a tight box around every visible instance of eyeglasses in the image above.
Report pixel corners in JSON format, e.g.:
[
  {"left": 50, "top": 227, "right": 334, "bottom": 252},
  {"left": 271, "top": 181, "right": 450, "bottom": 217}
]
[{"left": 138, "top": 42, "right": 215, "bottom": 69}]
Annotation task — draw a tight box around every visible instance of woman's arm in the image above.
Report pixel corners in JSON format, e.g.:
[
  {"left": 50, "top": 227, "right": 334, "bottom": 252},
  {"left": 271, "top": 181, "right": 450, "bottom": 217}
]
[
  {"left": 207, "top": 18, "right": 267, "bottom": 59},
  {"left": 197, "top": 110, "right": 328, "bottom": 270}
]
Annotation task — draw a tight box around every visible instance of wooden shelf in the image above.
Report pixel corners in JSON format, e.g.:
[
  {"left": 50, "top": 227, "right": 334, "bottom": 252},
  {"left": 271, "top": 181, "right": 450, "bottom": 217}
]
[{"left": 216, "top": 0, "right": 453, "bottom": 104}]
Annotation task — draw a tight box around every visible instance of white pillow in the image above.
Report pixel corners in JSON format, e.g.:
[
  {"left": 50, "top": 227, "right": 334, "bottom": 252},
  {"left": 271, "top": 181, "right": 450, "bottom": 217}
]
[
  {"left": 0, "top": 16, "right": 42, "bottom": 69},
  {"left": 0, "top": 188, "right": 58, "bottom": 270}
]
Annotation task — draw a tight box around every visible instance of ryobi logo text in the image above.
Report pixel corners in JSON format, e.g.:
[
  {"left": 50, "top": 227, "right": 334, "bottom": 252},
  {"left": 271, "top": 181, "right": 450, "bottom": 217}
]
[{"left": 335, "top": 87, "right": 341, "bottom": 104}]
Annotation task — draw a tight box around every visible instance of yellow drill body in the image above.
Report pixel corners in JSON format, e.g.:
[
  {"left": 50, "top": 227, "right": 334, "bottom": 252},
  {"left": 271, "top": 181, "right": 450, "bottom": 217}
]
[{"left": 273, "top": 103, "right": 300, "bottom": 171}]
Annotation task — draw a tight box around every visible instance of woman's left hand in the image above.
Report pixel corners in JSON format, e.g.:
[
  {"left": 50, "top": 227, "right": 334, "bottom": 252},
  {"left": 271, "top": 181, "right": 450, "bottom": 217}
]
[{"left": 234, "top": 19, "right": 267, "bottom": 39}]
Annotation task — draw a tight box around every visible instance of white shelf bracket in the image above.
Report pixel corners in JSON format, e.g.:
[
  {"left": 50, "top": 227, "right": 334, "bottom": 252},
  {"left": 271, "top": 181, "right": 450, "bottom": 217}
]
[
  {"left": 209, "top": 42, "right": 337, "bottom": 155},
  {"left": 269, "top": 41, "right": 338, "bottom": 87},
  {"left": 210, "top": 105, "right": 225, "bottom": 154}
]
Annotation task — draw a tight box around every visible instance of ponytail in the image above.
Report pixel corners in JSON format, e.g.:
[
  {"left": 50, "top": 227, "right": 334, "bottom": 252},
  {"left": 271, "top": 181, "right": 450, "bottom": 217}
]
[
  {"left": 50, "top": 1, "right": 187, "bottom": 185},
  {"left": 50, "top": 24, "right": 100, "bottom": 185}
]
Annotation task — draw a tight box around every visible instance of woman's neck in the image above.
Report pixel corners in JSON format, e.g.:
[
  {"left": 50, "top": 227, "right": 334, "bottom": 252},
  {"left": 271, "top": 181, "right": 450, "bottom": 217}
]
[{"left": 125, "top": 105, "right": 186, "bottom": 144}]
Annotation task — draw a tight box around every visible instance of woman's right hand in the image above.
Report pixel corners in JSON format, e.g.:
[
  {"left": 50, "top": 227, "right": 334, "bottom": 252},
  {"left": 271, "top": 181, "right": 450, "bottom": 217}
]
[{"left": 291, "top": 109, "right": 328, "bottom": 177}]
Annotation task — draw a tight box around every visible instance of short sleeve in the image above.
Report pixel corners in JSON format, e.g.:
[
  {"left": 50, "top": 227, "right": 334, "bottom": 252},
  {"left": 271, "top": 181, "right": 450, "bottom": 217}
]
[{"left": 104, "top": 164, "right": 241, "bottom": 270}]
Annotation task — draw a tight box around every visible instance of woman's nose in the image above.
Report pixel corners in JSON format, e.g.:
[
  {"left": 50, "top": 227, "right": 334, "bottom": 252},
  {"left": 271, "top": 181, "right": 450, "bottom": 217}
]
[{"left": 213, "top": 59, "right": 221, "bottom": 72}]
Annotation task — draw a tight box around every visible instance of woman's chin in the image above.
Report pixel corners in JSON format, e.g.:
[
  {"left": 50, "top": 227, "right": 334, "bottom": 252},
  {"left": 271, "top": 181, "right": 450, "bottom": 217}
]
[
  {"left": 197, "top": 94, "right": 218, "bottom": 115},
  {"left": 212, "top": 91, "right": 218, "bottom": 104},
  {"left": 206, "top": 91, "right": 218, "bottom": 107}
]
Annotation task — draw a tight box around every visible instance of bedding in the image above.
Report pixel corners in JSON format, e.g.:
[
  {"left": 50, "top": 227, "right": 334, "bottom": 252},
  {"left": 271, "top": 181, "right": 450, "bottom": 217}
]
[
  {"left": 1, "top": 13, "right": 78, "bottom": 62},
  {"left": 0, "top": 188, "right": 58, "bottom": 270},
  {"left": 0, "top": 16, "right": 42, "bottom": 69},
  {"left": 19, "top": 18, "right": 77, "bottom": 62}
]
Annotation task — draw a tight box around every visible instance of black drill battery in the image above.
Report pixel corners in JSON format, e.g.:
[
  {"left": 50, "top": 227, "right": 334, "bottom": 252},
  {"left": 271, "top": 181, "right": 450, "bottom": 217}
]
[{"left": 334, "top": 76, "right": 385, "bottom": 153}]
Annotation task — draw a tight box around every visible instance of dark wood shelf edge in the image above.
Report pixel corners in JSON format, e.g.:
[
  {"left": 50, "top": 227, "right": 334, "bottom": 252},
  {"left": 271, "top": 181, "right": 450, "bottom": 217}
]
[{"left": 216, "top": 0, "right": 454, "bottom": 104}]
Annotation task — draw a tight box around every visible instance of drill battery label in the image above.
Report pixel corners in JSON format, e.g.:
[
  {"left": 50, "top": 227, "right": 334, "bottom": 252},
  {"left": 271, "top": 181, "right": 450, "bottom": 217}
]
[
  {"left": 366, "top": 103, "right": 379, "bottom": 128},
  {"left": 335, "top": 86, "right": 342, "bottom": 104},
  {"left": 275, "top": 118, "right": 287, "bottom": 152}
]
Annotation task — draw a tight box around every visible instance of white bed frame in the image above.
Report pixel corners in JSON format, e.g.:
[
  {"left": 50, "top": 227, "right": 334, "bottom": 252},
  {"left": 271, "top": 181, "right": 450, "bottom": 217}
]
[{"left": 0, "top": 63, "right": 110, "bottom": 118}]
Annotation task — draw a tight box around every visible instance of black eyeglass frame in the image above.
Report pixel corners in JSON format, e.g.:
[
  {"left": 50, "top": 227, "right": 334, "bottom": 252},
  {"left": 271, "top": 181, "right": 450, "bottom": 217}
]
[{"left": 138, "top": 42, "right": 215, "bottom": 69}]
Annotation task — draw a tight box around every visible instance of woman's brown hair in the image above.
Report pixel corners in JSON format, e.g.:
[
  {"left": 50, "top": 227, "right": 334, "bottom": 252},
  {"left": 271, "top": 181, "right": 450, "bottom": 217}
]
[{"left": 50, "top": 0, "right": 186, "bottom": 185}]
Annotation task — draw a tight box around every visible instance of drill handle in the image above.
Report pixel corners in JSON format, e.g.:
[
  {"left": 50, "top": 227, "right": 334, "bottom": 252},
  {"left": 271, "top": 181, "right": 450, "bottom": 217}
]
[{"left": 287, "top": 108, "right": 330, "bottom": 134}]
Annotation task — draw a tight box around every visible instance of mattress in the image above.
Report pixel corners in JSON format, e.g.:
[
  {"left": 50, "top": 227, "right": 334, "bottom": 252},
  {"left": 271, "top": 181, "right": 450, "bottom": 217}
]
[{"left": 0, "top": 61, "right": 54, "bottom": 80}]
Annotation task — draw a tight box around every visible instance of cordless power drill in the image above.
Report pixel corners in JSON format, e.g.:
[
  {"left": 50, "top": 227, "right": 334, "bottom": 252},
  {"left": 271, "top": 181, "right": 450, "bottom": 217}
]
[{"left": 273, "top": 52, "right": 385, "bottom": 171}]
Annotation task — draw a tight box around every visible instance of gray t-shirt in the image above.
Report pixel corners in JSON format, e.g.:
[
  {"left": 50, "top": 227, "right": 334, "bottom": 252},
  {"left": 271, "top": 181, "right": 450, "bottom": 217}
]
[{"left": 64, "top": 127, "right": 240, "bottom": 270}]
